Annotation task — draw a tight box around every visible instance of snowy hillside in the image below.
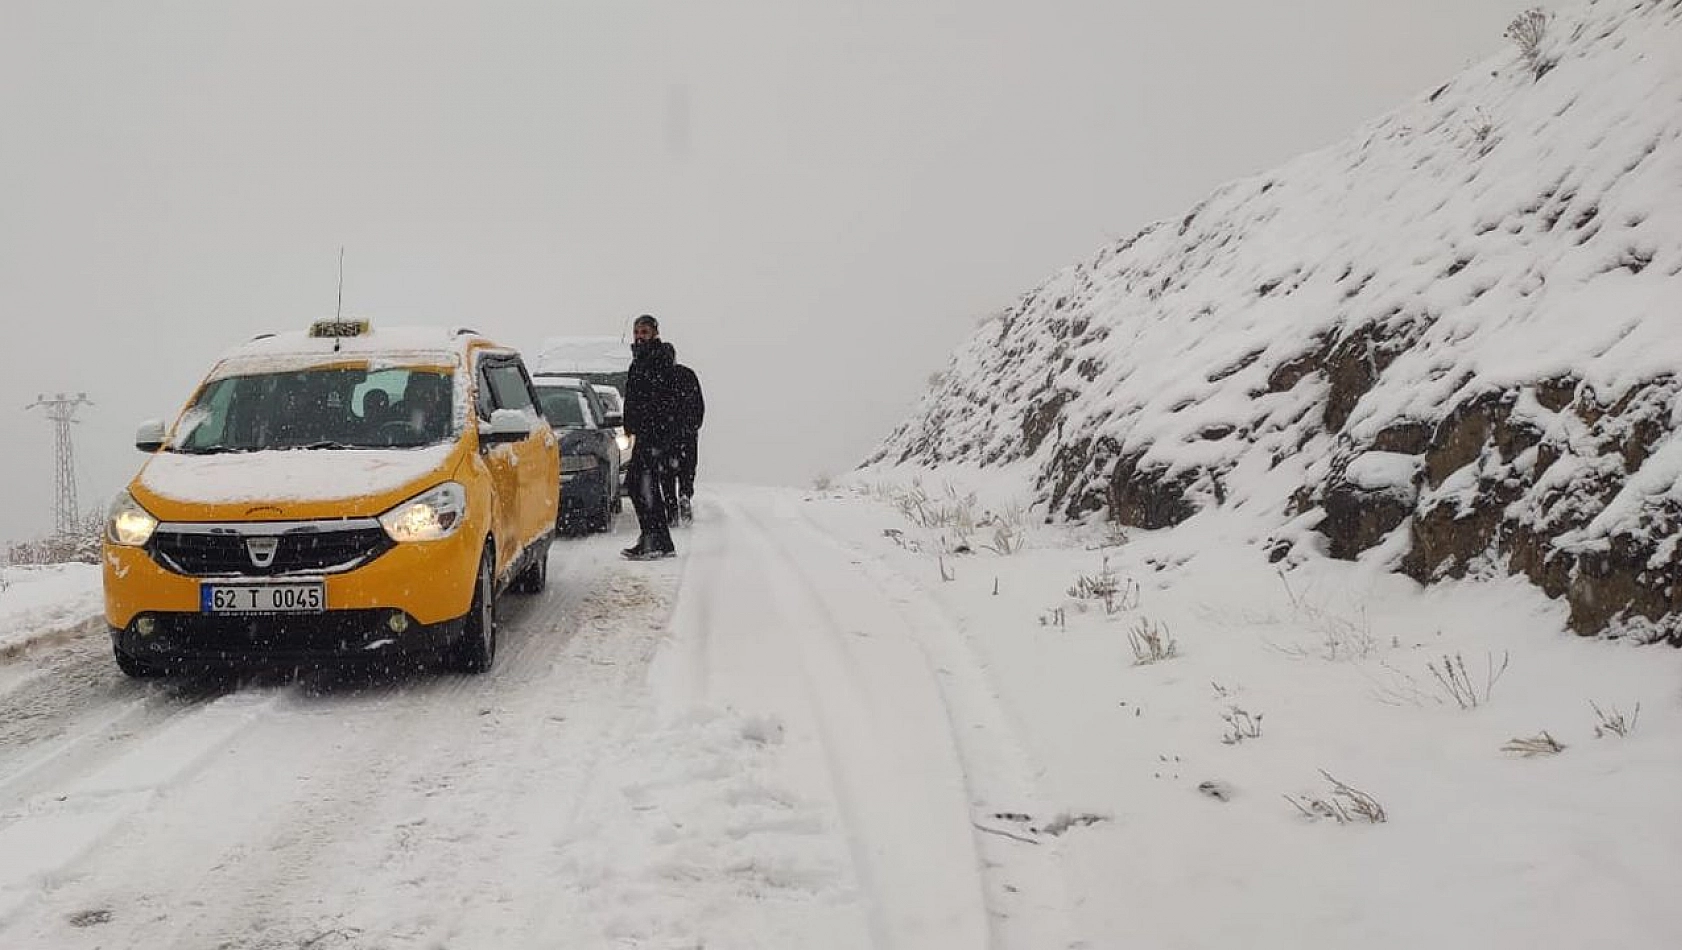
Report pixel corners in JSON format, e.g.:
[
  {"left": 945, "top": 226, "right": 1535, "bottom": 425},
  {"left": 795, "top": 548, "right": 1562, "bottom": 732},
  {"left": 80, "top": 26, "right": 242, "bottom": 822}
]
[{"left": 868, "top": 0, "right": 1682, "bottom": 641}]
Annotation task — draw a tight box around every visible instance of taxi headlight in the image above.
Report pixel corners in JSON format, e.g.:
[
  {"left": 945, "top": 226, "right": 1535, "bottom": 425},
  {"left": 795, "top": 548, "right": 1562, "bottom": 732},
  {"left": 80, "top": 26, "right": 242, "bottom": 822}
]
[
  {"left": 615, "top": 433, "right": 631, "bottom": 453},
  {"left": 379, "top": 482, "right": 467, "bottom": 543},
  {"left": 107, "top": 491, "right": 158, "bottom": 547}
]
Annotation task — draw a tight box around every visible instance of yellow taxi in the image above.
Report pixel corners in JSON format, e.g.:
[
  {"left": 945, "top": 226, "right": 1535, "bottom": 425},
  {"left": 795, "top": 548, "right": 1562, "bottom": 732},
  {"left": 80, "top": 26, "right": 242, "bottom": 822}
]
[{"left": 103, "top": 319, "right": 560, "bottom": 675}]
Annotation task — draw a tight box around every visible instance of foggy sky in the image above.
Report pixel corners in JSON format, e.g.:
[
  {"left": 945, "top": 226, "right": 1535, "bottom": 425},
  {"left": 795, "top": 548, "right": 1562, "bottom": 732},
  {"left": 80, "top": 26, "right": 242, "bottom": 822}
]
[{"left": 0, "top": 0, "right": 1533, "bottom": 543}]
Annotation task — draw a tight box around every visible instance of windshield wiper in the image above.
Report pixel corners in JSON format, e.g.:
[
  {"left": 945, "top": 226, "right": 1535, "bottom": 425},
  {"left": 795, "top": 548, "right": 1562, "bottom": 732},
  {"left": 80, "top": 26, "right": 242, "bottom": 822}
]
[
  {"left": 170, "top": 445, "right": 258, "bottom": 456},
  {"left": 294, "top": 441, "right": 362, "bottom": 451}
]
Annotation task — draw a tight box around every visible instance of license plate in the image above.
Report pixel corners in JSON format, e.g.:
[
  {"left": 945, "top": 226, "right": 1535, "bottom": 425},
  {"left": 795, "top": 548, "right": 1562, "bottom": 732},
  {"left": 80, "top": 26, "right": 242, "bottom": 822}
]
[{"left": 201, "top": 582, "right": 326, "bottom": 614}]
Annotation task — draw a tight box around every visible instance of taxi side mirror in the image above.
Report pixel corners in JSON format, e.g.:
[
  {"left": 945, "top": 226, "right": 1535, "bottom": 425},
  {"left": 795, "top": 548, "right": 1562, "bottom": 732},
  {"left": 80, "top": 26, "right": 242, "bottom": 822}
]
[
  {"left": 135, "top": 419, "right": 167, "bottom": 452},
  {"left": 479, "top": 408, "right": 533, "bottom": 446},
  {"left": 602, "top": 410, "right": 623, "bottom": 428}
]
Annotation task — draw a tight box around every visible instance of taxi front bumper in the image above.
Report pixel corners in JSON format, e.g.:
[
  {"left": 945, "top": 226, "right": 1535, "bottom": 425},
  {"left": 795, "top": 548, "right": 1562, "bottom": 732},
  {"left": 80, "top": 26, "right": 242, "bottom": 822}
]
[{"left": 103, "top": 522, "right": 483, "bottom": 662}]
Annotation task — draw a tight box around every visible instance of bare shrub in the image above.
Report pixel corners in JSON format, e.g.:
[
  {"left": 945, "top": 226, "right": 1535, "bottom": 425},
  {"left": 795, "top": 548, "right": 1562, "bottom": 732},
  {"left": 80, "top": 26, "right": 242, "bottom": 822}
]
[
  {"left": 1502, "top": 732, "right": 1566, "bottom": 757},
  {"left": 1088, "top": 522, "right": 1131, "bottom": 550},
  {"left": 1285, "top": 771, "right": 1386, "bottom": 824},
  {"left": 1220, "top": 706, "right": 1263, "bottom": 745},
  {"left": 881, "top": 527, "right": 918, "bottom": 552},
  {"left": 1366, "top": 660, "right": 1435, "bottom": 707},
  {"left": 1067, "top": 557, "right": 1139, "bottom": 615},
  {"left": 811, "top": 472, "right": 834, "bottom": 491},
  {"left": 893, "top": 482, "right": 978, "bottom": 531},
  {"left": 963, "top": 501, "right": 1029, "bottom": 555},
  {"left": 7, "top": 509, "right": 103, "bottom": 566},
  {"left": 1504, "top": 8, "right": 1554, "bottom": 79},
  {"left": 980, "top": 522, "right": 1025, "bottom": 556},
  {"left": 878, "top": 480, "right": 986, "bottom": 554},
  {"left": 1468, "top": 107, "right": 1497, "bottom": 157},
  {"left": 1266, "top": 572, "right": 1376, "bottom": 661},
  {"left": 1590, "top": 700, "right": 1640, "bottom": 738},
  {"left": 1427, "top": 651, "right": 1510, "bottom": 709},
  {"left": 1128, "top": 617, "right": 1178, "bottom": 665}
]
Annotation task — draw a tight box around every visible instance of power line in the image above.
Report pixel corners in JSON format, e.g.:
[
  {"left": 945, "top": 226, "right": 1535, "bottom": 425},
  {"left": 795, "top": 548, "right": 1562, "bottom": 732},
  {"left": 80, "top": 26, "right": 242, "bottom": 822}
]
[{"left": 24, "top": 392, "right": 93, "bottom": 536}]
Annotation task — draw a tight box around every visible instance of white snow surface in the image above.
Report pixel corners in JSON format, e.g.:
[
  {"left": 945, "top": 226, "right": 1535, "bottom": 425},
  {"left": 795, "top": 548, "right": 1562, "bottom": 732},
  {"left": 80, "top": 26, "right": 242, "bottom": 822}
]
[
  {"left": 211, "top": 323, "right": 481, "bottom": 372},
  {"left": 0, "top": 482, "right": 1679, "bottom": 949},
  {"left": 532, "top": 336, "right": 632, "bottom": 376},
  {"left": 1343, "top": 450, "right": 1424, "bottom": 499},
  {"left": 138, "top": 443, "right": 459, "bottom": 505},
  {"left": 0, "top": 564, "right": 102, "bottom": 656}
]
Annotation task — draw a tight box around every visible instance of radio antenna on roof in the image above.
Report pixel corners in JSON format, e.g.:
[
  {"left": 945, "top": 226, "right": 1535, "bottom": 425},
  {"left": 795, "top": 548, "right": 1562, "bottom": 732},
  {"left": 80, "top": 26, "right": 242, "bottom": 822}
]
[{"left": 335, "top": 246, "right": 345, "bottom": 319}]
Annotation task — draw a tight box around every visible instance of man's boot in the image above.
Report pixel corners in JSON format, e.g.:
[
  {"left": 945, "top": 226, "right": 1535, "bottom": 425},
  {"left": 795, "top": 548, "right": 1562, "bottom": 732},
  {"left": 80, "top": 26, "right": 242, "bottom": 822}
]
[{"left": 627, "top": 526, "right": 674, "bottom": 560}]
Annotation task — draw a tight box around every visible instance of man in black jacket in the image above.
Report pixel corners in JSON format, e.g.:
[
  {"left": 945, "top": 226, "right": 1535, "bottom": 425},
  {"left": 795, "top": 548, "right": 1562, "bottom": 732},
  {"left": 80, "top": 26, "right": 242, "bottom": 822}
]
[
  {"left": 621, "top": 314, "right": 681, "bottom": 559},
  {"left": 662, "top": 346, "right": 705, "bottom": 525}
]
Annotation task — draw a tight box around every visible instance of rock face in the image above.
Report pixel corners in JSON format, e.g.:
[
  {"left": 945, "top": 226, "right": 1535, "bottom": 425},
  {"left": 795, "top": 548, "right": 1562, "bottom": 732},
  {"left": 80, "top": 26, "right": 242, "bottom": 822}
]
[{"left": 867, "top": 0, "right": 1682, "bottom": 643}]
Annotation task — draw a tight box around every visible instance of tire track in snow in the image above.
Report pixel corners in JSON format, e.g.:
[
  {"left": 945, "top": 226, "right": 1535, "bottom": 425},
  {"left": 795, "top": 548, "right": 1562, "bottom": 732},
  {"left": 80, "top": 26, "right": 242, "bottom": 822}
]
[
  {"left": 129, "top": 537, "right": 623, "bottom": 950},
  {"left": 0, "top": 534, "right": 643, "bottom": 949},
  {"left": 0, "top": 631, "right": 285, "bottom": 930},
  {"left": 0, "top": 630, "right": 245, "bottom": 802},
  {"left": 775, "top": 493, "right": 1086, "bottom": 950},
  {"left": 704, "top": 489, "right": 995, "bottom": 950}
]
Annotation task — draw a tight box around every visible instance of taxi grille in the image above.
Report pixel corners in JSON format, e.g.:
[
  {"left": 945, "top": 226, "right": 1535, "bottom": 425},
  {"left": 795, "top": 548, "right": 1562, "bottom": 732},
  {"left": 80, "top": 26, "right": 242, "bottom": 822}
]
[{"left": 149, "top": 525, "right": 393, "bottom": 577}]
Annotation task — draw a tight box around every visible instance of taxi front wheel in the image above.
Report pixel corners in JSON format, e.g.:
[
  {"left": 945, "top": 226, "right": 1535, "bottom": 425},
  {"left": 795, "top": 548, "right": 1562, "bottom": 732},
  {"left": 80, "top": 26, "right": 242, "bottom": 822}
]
[
  {"left": 446, "top": 545, "right": 497, "bottom": 674},
  {"left": 114, "top": 646, "right": 166, "bottom": 679}
]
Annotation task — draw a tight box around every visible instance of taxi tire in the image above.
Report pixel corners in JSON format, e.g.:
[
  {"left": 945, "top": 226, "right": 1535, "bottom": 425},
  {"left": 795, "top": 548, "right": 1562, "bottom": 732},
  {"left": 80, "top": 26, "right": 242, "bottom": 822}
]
[
  {"left": 447, "top": 546, "right": 497, "bottom": 674},
  {"left": 114, "top": 647, "right": 166, "bottom": 679},
  {"left": 512, "top": 538, "right": 550, "bottom": 593}
]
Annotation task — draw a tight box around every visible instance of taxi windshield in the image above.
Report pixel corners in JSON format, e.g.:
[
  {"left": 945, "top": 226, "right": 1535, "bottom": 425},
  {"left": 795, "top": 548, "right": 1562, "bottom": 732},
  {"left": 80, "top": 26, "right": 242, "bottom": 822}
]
[{"left": 171, "top": 367, "right": 456, "bottom": 452}]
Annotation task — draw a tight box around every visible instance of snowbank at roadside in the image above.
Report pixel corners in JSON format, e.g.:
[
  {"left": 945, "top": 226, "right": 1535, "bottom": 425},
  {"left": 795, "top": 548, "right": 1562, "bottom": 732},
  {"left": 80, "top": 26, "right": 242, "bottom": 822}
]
[{"left": 0, "top": 563, "right": 102, "bottom": 656}]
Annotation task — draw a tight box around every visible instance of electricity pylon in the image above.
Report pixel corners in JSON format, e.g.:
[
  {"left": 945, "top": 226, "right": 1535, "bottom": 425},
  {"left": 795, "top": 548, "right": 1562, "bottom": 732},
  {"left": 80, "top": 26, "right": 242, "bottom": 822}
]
[{"left": 24, "top": 392, "right": 93, "bottom": 535}]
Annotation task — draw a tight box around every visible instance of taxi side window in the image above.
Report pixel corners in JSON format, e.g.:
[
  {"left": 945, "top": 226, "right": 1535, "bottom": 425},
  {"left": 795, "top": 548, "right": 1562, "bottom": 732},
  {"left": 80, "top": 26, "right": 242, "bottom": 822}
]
[{"left": 482, "top": 360, "right": 538, "bottom": 416}]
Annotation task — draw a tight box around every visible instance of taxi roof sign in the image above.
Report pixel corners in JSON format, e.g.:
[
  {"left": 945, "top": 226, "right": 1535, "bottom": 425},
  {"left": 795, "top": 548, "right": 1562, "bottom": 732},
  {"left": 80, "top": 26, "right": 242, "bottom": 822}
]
[{"left": 308, "top": 318, "right": 371, "bottom": 339}]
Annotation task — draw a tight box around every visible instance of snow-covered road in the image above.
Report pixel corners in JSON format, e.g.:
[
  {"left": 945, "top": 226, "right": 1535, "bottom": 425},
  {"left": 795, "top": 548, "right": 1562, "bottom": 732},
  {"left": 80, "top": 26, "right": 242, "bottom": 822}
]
[{"left": 0, "top": 486, "right": 1074, "bottom": 950}]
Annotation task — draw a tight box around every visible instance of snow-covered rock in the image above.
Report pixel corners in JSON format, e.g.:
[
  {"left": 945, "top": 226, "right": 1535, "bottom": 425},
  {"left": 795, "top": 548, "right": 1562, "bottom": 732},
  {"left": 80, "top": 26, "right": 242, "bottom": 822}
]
[{"left": 868, "top": 0, "right": 1682, "bottom": 641}]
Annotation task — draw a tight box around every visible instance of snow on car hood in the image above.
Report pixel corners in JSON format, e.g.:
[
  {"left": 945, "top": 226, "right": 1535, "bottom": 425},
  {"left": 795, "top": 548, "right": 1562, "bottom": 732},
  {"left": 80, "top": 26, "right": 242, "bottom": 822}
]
[{"left": 138, "top": 443, "right": 459, "bottom": 506}]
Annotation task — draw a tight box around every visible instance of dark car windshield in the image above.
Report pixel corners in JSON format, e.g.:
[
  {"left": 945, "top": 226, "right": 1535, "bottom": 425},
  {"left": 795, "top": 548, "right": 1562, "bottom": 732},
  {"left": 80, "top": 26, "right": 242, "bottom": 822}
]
[
  {"left": 536, "top": 388, "right": 590, "bottom": 428},
  {"left": 172, "top": 366, "right": 457, "bottom": 452}
]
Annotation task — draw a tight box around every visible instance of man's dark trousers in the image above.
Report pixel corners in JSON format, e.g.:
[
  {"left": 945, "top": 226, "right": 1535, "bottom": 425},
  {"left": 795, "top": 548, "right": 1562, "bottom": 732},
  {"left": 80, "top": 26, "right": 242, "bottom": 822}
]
[
  {"left": 676, "top": 431, "right": 698, "bottom": 498},
  {"left": 660, "top": 432, "right": 699, "bottom": 521},
  {"left": 627, "top": 446, "right": 675, "bottom": 553}
]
